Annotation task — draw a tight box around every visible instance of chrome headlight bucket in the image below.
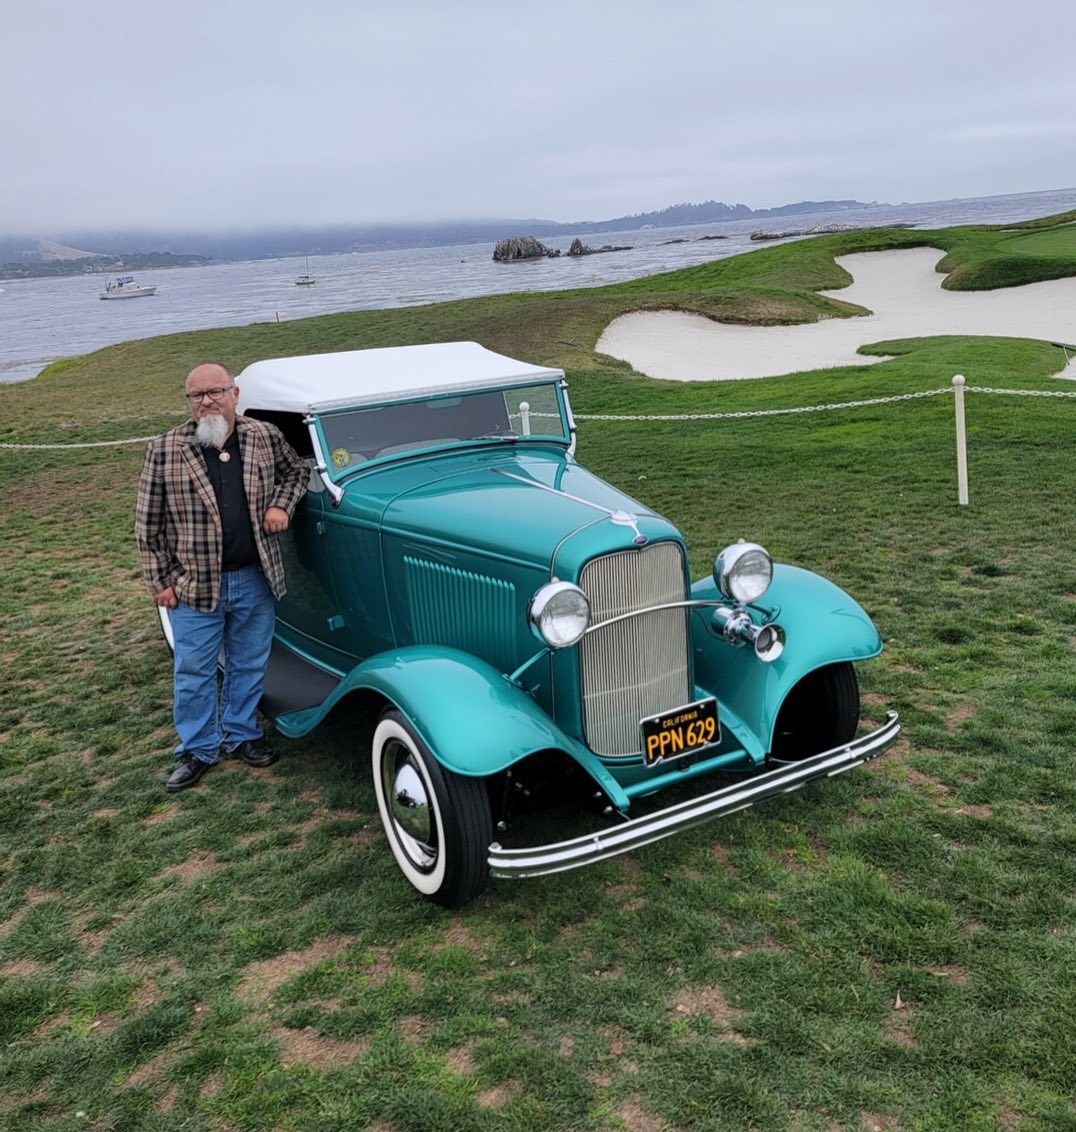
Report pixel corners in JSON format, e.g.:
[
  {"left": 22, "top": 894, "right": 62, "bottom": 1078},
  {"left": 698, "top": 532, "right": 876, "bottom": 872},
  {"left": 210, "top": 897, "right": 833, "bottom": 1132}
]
[
  {"left": 713, "top": 541, "right": 773, "bottom": 605},
  {"left": 528, "top": 581, "right": 591, "bottom": 649}
]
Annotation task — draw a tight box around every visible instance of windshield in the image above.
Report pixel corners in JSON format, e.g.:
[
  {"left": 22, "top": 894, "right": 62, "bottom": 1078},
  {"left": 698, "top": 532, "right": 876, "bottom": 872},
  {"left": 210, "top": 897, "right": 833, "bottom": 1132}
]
[{"left": 318, "top": 382, "right": 567, "bottom": 474}]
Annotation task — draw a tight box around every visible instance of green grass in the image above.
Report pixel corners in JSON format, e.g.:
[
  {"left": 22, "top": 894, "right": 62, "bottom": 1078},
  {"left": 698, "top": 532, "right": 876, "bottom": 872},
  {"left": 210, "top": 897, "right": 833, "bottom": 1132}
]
[
  {"left": 3, "top": 213, "right": 1076, "bottom": 1131},
  {"left": 998, "top": 225, "right": 1076, "bottom": 258}
]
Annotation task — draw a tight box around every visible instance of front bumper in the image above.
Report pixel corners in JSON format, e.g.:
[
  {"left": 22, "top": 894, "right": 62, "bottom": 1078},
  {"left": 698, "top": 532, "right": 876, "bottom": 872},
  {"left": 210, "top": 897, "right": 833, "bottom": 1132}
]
[{"left": 488, "top": 712, "right": 900, "bottom": 878}]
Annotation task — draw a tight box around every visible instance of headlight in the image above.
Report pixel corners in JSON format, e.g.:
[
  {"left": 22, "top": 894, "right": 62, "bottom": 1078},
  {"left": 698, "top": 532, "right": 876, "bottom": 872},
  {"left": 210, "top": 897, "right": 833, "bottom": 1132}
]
[
  {"left": 528, "top": 581, "right": 591, "bottom": 648},
  {"left": 713, "top": 541, "right": 773, "bottom": 604}
]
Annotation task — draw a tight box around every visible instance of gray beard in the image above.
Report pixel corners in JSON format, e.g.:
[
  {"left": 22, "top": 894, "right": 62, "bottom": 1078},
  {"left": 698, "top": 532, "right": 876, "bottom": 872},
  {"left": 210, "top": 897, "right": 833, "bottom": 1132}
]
[{"left": 195, "top": 416, "right": 230, "bottom": 449}]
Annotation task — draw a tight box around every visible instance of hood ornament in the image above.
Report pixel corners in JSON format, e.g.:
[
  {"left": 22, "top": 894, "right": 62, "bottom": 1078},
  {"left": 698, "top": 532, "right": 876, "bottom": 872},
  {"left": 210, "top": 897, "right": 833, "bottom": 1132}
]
[{"left": 609, "top": 509, "right": 647, "bottom": 544}]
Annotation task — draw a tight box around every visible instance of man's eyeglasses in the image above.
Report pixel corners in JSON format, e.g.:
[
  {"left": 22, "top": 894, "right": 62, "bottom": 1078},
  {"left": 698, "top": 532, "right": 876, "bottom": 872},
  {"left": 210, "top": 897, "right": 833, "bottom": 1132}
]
[{"left": 185, "top": 385, "right": 235, "bottom": 403}]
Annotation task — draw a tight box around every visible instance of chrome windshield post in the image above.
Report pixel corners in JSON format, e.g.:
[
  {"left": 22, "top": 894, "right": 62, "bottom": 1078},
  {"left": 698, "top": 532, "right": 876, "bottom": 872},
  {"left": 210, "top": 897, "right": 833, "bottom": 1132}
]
[
  {"left": 304, "top": 414, "right": 343, "bottom": 505},
  {"left": 560, "top": 380, "right": 578, "bottom": 460}
]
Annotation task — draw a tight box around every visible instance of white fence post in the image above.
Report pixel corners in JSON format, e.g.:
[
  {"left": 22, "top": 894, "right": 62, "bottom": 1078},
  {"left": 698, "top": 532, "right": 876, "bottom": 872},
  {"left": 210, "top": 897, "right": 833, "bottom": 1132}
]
[{"left": 953, "top": 375, "right": 968, "bottom": 505}]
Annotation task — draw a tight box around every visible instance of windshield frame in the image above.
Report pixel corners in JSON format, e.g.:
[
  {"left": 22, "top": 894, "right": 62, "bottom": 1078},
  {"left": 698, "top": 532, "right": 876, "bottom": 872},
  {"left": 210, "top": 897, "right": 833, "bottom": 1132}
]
[{"left": 313, "top": 381, "right": 571, "bottom": 481}]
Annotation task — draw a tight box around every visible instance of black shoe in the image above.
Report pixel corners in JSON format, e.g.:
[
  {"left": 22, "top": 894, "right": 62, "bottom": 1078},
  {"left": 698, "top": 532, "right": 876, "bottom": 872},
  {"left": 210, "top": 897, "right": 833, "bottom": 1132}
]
[
  {"left": 166, "top": 755, "right": 212, "bottom": 793},
  {"left": 225, "top": 738, "right": 277, "bottom": 768}
]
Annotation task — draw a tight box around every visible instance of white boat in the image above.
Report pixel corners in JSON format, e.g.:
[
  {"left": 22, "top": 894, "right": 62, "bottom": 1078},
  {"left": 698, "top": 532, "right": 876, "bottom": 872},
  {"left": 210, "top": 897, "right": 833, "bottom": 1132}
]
[
  {"left": 99, "top": 275, "right": 157, "bottom": 300},
  {"left": 294, "top": 258, "right": 317, "bottom": 286}
]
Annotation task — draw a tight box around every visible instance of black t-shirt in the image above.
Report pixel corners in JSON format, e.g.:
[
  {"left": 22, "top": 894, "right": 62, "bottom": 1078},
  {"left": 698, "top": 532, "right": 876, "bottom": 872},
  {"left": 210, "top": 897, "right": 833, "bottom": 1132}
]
[{"left": 201, "top": 429, "right": 259, "bottom": 571}]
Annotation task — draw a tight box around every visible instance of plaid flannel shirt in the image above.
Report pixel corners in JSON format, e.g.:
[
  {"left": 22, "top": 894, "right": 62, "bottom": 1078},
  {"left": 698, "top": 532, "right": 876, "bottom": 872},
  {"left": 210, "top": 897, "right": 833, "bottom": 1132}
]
[{"left": 135, "top": 415, "right": 307, "bottom": 612}]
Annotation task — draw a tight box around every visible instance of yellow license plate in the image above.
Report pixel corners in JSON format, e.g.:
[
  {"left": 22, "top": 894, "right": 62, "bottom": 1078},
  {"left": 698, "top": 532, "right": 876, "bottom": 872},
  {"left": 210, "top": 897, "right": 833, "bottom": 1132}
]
[{"left": 641, "top": 698, "right": 720, "bottom": 767}]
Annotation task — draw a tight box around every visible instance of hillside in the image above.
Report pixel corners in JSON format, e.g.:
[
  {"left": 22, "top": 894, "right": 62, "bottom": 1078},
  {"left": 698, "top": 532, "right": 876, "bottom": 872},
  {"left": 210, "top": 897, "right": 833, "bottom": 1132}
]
[{"left": 3, "top": 197, "right": 881, "bottom": 269}]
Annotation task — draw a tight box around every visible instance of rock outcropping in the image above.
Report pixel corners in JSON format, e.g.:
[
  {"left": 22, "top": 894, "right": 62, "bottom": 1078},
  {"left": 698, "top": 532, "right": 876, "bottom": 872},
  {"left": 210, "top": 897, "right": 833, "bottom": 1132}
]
[
  {"left": 566, "top": 238, "right": 632, "bottom": 256},
  {"left": 492, "top": 236, "right": 560, "bottom": 261},
  {"left": 751, "top": 222, "right": 908, "bottom": 241}
]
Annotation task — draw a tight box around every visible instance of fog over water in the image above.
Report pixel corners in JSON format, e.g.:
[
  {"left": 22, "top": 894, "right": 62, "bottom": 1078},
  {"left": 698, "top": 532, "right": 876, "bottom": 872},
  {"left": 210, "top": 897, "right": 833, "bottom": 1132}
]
[{"left": 2, "top": 187, "right": 1074, "bottom": 386}]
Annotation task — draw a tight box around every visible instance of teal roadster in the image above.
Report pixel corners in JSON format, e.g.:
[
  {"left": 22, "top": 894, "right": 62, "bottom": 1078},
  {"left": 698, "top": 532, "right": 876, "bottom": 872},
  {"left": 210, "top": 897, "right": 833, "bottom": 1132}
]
[{"left": 196, "top": 342, "right": 899, "bottom": 905}]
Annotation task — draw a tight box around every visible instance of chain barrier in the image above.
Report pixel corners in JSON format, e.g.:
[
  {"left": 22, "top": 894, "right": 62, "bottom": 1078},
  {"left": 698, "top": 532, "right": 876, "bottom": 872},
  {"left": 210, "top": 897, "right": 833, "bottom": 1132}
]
[
  {"left": 0, "top": 436, "right": 157, "bottom": 451},
  {"left": 3, "top": 385, "right": 1076, "bottom": 451},
  {"left": 965, "top": 386, "right": 1076, "bottom": 398},
  {"left": 574, "top": 388, "right": 954, "bottom": 421}
]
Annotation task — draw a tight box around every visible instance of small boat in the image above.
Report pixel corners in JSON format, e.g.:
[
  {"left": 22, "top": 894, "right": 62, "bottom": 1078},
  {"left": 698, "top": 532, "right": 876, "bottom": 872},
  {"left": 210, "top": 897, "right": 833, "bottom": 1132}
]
[
  {"left": 100, "top": 275, "right": 157, "bottom": 300},
  {"left": 294, "top": 258, "right": 317, "bottom": 286}
]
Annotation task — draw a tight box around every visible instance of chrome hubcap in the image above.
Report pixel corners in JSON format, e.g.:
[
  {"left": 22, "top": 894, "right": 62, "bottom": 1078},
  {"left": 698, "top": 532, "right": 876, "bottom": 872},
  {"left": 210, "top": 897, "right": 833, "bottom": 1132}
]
[{"left": 382, "top": 740, "right": 436, "bottom": 872}]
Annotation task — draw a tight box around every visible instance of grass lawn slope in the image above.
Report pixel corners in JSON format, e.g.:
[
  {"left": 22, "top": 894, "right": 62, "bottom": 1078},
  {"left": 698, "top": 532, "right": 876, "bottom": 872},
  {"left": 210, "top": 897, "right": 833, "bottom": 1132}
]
[{"left": 2, "top": 214, "right": 1076, "bottom": 1131}]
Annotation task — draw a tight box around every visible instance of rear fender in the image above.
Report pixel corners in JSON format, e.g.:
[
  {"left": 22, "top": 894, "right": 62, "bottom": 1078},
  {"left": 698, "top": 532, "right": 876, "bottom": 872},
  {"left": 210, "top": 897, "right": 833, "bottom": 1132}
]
[
  {"left": 692, "top": 564, "right": 883, "bottom": 755},
  {"left": 274, "top": 644, "right": 629, "bottom": 806}
]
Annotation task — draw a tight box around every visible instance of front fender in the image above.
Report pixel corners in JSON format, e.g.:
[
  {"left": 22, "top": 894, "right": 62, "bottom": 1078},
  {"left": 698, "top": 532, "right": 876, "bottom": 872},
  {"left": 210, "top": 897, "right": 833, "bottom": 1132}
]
[
  {"left": 692, "top": 564, "right": 883, "bottom": 755},
  {"left": 274, "top": 644, "right": 629, "bottom": 805}
]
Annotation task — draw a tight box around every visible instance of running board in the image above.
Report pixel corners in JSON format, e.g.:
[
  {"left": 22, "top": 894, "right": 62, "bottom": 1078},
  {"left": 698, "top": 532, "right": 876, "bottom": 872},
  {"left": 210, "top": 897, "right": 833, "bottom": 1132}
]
[{"left": 488, "top": 712, "right": 900, "bottom": 879}]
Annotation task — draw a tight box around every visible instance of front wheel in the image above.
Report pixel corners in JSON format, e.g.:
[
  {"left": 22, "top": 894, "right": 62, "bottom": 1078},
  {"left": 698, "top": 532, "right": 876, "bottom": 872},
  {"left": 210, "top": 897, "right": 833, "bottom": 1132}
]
[
  {"left": 769, "top": 662, "right": 860, "bottom": 762},
  {"left": 371, "top": 709, "right": 492, "bottom": 907}
]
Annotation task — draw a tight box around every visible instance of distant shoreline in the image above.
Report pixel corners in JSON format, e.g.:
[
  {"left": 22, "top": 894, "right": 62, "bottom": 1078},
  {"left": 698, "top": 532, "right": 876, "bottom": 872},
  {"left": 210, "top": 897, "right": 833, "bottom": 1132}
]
[{"left": 0, "top": 252, "right": 208, "bottom": 283}]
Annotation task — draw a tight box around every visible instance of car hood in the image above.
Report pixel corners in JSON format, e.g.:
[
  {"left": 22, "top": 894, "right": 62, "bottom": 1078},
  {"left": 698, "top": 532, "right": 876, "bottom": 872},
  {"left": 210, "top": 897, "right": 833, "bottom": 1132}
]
[{"left": 349, "top": 446, "right": 680, "bottom": 569}]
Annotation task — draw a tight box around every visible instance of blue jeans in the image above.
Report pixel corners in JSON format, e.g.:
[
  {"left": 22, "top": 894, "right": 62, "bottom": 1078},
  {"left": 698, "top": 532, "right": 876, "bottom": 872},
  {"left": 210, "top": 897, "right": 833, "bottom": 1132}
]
[{"left": 169, "top": 565, "right": 275, "bottom": 764}]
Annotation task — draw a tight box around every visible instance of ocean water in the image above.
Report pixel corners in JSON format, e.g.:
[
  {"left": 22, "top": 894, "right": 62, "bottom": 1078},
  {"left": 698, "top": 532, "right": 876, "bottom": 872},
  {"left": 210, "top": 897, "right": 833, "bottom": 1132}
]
[{"left": 2, "top": 186, "right": 1074, "bottom": 385}]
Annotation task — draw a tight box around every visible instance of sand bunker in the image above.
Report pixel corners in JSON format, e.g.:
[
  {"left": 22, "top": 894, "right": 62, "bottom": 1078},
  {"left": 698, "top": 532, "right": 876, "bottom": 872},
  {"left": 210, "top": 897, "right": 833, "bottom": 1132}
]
[{"left": 596, "top": 248, "right": 1076, "bottom": 381}]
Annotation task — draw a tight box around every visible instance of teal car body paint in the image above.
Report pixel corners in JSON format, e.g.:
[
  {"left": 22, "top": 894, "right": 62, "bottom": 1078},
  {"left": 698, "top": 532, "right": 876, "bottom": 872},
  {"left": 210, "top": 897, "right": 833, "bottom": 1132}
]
[{"left": 160, "top": 342, "right": 898, "bottom": 905}]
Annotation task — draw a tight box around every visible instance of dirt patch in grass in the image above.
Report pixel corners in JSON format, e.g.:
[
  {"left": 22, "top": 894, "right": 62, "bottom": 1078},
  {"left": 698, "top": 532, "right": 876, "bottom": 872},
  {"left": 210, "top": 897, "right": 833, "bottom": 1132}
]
[
  {"left": 397, "top": 1014, "right": 427, "bottom": 1044},
  {"left": 947, "top": 703, "right": 975, "bottom": 730},
  {"left": 605, "top": 872, "right": 648, "bottom": 911},
  {"left": 559, "top": 1034, "right": 574, "bottom": 1057},
  {"left": 159, "top": 851, "right": 220, "bottom": 883},
  {"left": 995, "top": 1102, "right": 1023, "bottom": 1130},
  {"left": 926, "top": 964, "right": 968, "bottom": 985},
  {"left": 288, "top": 815, "right": 326, "bottom": 850},
  {"left": 80, "top": 927, "right": 111, "bottom": 954},
  {"left": 860, "top": 1113, "right": 901, "bottom": 1131},
  {"left": 445, "top": 1040, "right": 476, "bottom": 1075},
  {"left": 0, "top": 959, "right": 45, "bottom": 976},
  {"left": 492, "top": 989, "right": 533, "bottom": 1007},
  {"left": 956, "top": 804, "right": 993, "bottom": 819},
  {"left": 124, "top": 1046, "right": 175, "bottom": 1089},
  {"left": 435, "top": 922, "right": 489, "bottom": 957},
  {"left": 905, "top": 769, "right": 952, "bottom": 793},
  {"left": 476, "top": 1080, "right": 517, "bottom": 1109},
  {"left": 885, "top": 1002, "right": 918, "bottom": 1048},
  {"left": 32, "top": 1011, "right": 71, "bottom": 1039},
  {"left": 669, "top": 984, "right": 749, "bottom": 1042},
  {"left": 616, "top": 1095, "right": 673, "bottom": 1131},
  {"left": 272, "top": 1024, "right": 370, "bottom": 1069},
  {"left": 142, "top": 802, "right": 181, "bottom": 828},
  {"left": 237, "top": 935, "right": 355, "bottom": 1005},
  {"left": 0, "top": 887, "right": 56, "bottom": 937},
  {"left": 362, "top": 945, "right": 414, "bottom": 988}
]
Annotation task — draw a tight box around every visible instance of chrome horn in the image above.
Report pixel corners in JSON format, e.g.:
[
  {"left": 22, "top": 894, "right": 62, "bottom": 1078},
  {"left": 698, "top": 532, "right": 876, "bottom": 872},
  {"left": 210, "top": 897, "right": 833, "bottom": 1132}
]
[{"left": 712, "top": 607, "right": 786, "bottom": 663}]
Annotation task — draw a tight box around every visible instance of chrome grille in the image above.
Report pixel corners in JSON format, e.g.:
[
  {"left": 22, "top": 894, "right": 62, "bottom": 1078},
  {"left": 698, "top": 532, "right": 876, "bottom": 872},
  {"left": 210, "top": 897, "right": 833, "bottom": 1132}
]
[{"left": 579, "top": 543, "right": 691, "bottom": 756}]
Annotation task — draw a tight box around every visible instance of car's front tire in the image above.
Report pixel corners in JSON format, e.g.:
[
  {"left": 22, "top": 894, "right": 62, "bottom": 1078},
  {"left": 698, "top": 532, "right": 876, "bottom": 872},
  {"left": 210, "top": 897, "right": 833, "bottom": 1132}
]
[
  {"left": 371, "top": 709, "right": 492, "bottom": 907},
  {"left": 769, "top": 662, "right": 860, "bottom": 761}
]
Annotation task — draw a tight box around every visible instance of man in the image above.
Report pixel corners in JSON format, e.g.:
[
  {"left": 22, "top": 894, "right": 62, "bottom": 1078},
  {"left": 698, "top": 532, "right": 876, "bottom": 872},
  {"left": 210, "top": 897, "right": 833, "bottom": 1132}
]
[{"left": 136, "top": 361, "right": 307, "bottom": 792}]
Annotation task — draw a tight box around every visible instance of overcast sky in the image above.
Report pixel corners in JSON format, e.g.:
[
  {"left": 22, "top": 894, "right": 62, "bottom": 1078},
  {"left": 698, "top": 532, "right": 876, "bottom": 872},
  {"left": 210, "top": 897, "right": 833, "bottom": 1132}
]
[{"left": 4, "top": 0, "right": 1075, "bottom": 235}]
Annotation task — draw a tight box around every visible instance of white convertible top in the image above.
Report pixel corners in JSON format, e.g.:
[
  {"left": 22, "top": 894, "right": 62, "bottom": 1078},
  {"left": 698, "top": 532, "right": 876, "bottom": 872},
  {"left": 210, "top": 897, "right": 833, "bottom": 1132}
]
[{"left": 236, "top": 342, "right": 564, "bottom": 414}]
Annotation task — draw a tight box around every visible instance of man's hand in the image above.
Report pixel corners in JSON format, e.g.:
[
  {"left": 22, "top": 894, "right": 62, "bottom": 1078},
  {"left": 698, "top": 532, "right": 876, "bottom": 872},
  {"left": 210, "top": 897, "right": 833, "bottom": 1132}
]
[
  {"left": 154, "top": 587, "right": 178, "bottom": 609},
  {"left": 262, "top": 506, "right": 290, "bottom": 534}
]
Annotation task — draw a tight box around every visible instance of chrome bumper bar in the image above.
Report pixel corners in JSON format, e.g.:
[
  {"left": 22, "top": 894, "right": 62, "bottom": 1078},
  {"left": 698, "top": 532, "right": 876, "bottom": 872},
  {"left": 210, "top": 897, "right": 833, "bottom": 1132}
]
[{"left": 488, "top": 712, "right": 900, "bottom": 879}]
